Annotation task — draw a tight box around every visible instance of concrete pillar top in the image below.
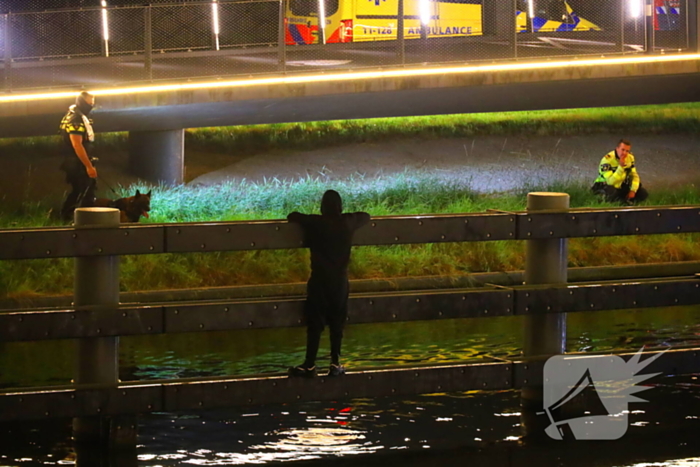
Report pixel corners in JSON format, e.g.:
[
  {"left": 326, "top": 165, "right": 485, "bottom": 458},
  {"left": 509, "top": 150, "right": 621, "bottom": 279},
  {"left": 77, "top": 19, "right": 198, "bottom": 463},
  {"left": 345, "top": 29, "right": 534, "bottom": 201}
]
[
  {"left": 74, "top": 207, "right": 120, "bottom": 227},
  {"left": 527, "top": 192, "right": 570, "bottom": 211}
]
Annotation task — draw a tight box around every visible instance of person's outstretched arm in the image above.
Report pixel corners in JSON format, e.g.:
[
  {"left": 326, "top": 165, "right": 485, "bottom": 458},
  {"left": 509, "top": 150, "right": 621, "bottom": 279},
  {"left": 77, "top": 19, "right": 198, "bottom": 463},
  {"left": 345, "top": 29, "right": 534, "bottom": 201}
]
[{"left": 346, "top": 211, "right": 371, "bottom": 230}]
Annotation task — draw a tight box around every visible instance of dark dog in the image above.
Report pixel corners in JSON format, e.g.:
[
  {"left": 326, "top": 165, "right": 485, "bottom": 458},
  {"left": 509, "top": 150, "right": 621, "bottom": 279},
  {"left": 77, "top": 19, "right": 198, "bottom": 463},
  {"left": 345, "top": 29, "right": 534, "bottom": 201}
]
[{"left": 94, "top": 189, "right": 152, "bottom": 223}]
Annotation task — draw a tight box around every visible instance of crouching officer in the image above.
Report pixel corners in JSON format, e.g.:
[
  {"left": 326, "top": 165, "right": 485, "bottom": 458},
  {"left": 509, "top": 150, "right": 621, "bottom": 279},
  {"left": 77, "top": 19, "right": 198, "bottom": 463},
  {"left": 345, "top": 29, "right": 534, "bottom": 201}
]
[
  {"left": 591, "top": 139, "right": 648, "bottom": 204},
  {"left": 287, "top": 190, "right": 370, "bottom": 377},
  {"left": 59, "top": 91, "right": 98, "bottom": 221}
]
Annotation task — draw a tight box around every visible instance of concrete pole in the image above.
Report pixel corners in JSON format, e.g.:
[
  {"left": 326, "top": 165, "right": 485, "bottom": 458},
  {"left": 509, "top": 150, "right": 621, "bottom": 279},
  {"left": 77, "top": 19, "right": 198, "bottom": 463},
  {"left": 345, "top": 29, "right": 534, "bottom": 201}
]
[
  {"left": 521, "top": 192, "right": 569, "bottom": 441},
  {"left": 128, "top": 129, "right": 185, "bottom": 185},
  {"left": 72, "top": 207, "right": 122, "bottom": 447}
]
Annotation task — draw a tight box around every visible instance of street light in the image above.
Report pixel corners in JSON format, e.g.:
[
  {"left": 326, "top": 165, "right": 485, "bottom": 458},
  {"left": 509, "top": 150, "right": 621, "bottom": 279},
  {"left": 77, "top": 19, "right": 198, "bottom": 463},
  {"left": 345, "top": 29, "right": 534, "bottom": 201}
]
[
  {"left": 318, "top": 0, "right": 326, "bottom": 44},
  {"left": 101, "top": 0, "right": 110, "bottom": 57},
  {"left": 212, "top": 0, "right": 221, "bottom": 51}
]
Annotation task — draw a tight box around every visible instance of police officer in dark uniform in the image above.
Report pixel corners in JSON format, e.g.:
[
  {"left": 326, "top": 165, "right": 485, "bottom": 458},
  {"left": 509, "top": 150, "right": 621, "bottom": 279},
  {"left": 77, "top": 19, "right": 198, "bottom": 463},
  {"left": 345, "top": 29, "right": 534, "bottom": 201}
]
[
  {"left": 287, "top": 190, "right": 370, "bottom": 377},
  {"left": 59, "top": 91, "right": 97, "bottom": 221}
]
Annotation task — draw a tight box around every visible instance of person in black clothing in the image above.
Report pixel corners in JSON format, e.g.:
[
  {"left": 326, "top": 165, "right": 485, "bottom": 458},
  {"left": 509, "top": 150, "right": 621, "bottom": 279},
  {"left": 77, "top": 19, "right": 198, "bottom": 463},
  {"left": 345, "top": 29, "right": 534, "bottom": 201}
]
[
  {"left": 59, "top": 91, "right": 97, "bottom": 221},
  {"left": 287, "top": 190, "right": 370, "bottom": 377}
]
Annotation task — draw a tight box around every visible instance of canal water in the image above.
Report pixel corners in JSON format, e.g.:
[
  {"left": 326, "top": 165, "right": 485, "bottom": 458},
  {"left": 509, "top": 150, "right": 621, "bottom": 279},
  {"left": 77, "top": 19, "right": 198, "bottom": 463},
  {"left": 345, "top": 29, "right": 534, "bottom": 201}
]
[{"left": 1, "top": 305, "right": 700, "bottom": 465}]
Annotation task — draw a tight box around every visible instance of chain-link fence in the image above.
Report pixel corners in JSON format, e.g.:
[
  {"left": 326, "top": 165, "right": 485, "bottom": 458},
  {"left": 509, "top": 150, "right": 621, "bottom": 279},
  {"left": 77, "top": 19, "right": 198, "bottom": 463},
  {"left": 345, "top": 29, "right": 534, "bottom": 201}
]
[{"left": 0, "top": 0, "right": 694, "bottom": 91}]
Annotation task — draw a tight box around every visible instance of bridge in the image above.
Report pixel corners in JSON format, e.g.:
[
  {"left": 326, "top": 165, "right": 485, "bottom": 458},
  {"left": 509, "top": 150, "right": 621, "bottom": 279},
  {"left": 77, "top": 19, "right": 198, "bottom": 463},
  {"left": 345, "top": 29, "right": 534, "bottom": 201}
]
[{"left": 1, "top": 0, "right": 700, "bottom": 184}]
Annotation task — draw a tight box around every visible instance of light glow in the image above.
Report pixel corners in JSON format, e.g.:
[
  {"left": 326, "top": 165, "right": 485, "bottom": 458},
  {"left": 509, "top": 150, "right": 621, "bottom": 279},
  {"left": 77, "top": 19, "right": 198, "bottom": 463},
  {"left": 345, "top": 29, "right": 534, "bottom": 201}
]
[
  {"left": 318, "top": 0, "right": 326, "bottom": 44},
  {"left": 419, "top": 0, "right": 430, "bottom": 26},
  {"left": 1, "top": 53, "right": 698, "bottom": 103},
  {"left": 629, "top": 0, "right": 642, "bottom": 18},
  {"left": 100, "top": 0, "right": 110, "bottom": 56},
  {"left": 212, "top": 0, "right": 220, "bottom": 50}
]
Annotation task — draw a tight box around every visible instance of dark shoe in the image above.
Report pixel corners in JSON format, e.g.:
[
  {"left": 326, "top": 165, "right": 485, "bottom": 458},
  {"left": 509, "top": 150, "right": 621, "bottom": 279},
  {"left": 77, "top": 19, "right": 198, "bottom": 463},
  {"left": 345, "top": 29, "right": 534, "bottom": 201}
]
[
  {"left": 288, "top": 365, "right": 316, "bottom": 378},
  {"left": 327, "top": 364, "right": 346, "bottom": 377}
]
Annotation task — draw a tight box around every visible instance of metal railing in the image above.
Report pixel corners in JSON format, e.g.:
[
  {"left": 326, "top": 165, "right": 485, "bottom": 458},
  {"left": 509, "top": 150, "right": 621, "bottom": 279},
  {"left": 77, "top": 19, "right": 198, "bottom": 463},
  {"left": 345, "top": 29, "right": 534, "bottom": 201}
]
[
  {"left": 0, "top": 0, "right": 693, "bottom": 91},
  {"left": 1, "top": 200, "right": 700, "bottom": 453}
]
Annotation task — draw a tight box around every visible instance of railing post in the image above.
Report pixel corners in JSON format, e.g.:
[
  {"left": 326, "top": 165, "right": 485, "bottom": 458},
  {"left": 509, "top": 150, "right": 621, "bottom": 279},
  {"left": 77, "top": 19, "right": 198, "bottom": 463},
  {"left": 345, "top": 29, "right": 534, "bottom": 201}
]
[
  {"left": 278, "top": 0, "right": 286, "bottom": 72},
  {"left": 144, "top": 4, "right": 153, "bottom": 80},
  {"left": 397, "top": 0, "right": 405, "bottom": 64},
  {"left": 72, "top": 208, "right": 135, "bottom": 451},
  {"left": 521, "top": 192, "right": 569, "bottom": 439},
  {"left": 4, "top": 13, "right": 11, "bottom": 91}
]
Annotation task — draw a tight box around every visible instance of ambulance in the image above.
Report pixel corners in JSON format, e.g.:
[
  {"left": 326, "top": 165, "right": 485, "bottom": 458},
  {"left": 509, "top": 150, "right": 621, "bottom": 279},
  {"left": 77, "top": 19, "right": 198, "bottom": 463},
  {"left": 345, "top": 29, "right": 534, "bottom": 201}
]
[{"left": 285, "top": 0, "right": 601, "bottom": 45}]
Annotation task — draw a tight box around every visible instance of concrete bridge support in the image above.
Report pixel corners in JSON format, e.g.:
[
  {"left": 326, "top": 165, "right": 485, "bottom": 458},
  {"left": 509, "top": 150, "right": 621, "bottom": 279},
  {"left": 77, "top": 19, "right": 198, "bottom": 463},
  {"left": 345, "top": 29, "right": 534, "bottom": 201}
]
[{"left": 128, "top": 129, "right": 185, "bottom": 186}]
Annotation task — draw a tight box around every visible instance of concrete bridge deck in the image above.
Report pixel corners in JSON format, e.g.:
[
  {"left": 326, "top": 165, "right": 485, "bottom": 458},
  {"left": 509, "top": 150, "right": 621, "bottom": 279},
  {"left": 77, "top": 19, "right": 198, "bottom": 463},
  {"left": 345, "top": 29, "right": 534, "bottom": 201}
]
[{"left": 1, "top": 53, "right": 699, "bottom": 184}]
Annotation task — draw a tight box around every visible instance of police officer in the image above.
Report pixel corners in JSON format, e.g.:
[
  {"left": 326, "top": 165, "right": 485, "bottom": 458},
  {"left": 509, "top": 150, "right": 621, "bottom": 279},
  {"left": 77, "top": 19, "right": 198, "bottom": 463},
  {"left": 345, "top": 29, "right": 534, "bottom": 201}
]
[
  {"left": 287, "top": 190, "right": 370, "bottom": 377},
  {"left": 59, "top": 91, "right": 97, "bottom": 221},
  {"left": 591, "top": 139, "right": 648, "bottom": 204}
]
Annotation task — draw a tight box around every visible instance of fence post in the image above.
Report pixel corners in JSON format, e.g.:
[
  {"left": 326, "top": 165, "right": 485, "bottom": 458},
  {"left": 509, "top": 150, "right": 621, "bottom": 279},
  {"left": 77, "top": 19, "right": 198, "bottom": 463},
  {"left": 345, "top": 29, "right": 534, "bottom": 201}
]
[
  {"left": 691, "top": 0, "right": 699, "bottom": 51},
  {"left": 645, "top": 0, "right": 655, "bottom": 53},
  {"left": 520, "top": 192, "right": 569, "bottom": 439},
  {"left": 397, "top": 0, "right": 405, "bottom": 65},
  {"left": 4, "top": 13, "right": 11, "bottom": 91},
  {"left": 620, "top": 0, "right": 626, "bottom": 53},
  {"left": 144, "top": 4, "right": 153, "bottom": 80},
  {"left": 72, "top": 208, "right": 135, "bottom": 451},
  {"left": 278, "top": 0, "right": 286, "bottom": 72},
  {"left": 513, "top": 0, "right": 518, "bottom": 58}
]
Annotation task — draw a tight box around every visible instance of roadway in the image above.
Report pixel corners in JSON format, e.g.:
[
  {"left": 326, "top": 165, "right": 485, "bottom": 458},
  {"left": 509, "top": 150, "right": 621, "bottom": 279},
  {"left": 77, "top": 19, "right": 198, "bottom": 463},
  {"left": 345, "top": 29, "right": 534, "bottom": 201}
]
[{"left": 1, "top": 31, "right": 653, "bottom": 91}]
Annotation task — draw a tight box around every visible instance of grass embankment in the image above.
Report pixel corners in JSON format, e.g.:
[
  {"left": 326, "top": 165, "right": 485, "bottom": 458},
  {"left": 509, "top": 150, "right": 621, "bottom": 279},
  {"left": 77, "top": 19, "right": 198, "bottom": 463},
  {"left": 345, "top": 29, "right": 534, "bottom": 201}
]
[
  {"left": 1, "top": 103, "right": 700, "bottom": 298},
  {"left": 2, "top": 174, "right": 700, "bottom": 299}
]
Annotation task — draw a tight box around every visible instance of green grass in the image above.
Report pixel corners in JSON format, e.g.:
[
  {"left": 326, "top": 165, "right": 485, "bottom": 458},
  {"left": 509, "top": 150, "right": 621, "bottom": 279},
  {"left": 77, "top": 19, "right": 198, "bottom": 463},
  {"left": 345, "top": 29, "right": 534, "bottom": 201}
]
[
  {"left": 2, "top": 102, "right": 700, "bottom": 298},
  {"left": 1, "top": 173, "right": 700, "bottom": 299},
  {"left": 3, "top": 102, "right": 700, "bottom": 158}
]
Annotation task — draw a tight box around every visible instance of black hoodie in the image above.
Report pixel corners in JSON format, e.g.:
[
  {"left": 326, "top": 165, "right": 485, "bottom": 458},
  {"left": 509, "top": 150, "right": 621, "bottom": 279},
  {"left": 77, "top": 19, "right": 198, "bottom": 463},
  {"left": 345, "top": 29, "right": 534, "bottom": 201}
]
[{"left": 287, "top": 190, "right": 370, "bottom": 281}]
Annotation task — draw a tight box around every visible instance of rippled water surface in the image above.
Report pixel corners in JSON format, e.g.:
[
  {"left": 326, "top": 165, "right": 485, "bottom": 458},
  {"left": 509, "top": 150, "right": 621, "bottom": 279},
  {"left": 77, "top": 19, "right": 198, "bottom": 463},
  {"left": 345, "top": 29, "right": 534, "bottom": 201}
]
[{"left": 1, "top": 305, "right": 700, "bottom": 465}]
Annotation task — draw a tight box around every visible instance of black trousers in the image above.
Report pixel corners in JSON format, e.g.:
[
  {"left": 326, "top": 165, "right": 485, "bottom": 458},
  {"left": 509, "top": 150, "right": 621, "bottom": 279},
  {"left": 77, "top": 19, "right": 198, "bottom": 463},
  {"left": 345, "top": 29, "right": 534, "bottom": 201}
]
[
  {"left": 592, "top": 182, "right": 648, "bottom": 203},
  {"left": 60, "top": 157, "right": 96, "bottom": 221},
  {"left": 303, "top": 275, "right": 349, "bottom": 367}
]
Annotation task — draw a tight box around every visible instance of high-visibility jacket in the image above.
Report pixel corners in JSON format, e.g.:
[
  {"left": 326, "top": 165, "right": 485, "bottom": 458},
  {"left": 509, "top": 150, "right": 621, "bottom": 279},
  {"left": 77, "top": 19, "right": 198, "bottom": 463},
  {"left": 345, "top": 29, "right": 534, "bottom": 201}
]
[{"left": 594, "top": 150, "right": 640, "bottom": 192}]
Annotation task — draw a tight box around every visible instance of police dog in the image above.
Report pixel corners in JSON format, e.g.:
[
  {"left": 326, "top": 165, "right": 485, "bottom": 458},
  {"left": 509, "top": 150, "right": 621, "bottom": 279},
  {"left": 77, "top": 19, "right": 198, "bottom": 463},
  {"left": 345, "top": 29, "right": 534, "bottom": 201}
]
[{"left": 94, "top": 190, "right": 152, "bottom": 223}]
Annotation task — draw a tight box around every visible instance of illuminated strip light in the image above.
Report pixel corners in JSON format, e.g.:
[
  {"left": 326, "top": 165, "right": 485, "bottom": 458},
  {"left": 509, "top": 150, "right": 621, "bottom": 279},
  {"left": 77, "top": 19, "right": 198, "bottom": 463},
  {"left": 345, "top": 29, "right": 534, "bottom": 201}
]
[
  {"left": 318, "top": 0, "right": 326, "bottom": 45},
  {"left": 1, "top": 53, "right": 699, "bottom": 103},
  {"left": 419, "top": 0, "right": 430, "bottom": 26},
  {"left": 212, "top": 0, "right": 220, "bottom": 51},
  {"left": 629, "top": 0, "right": 643, "bottom": 18},
  {"left": 101, "top": 0, "right": 110, "bottom": 57},
  {"left": 527, "top": 0, "right": 535, "bottom": 33}
]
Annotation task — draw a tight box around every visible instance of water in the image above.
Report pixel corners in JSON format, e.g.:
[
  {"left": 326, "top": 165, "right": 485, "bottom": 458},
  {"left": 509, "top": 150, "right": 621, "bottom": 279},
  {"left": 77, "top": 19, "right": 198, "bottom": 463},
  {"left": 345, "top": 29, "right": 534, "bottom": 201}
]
[{"left": 1, "top": 305, "right": 700, "bottom": 465}]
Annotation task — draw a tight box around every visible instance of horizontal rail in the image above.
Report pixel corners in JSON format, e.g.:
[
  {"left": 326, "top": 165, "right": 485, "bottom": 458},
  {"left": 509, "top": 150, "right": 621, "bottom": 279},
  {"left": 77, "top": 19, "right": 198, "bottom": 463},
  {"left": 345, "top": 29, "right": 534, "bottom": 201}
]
[
  {"left": 2, "top": 206, "right": 700, "bottom": 260},
  {"left": 2, "top": 276, "right": 698, "bottom": 342},
  {"left": 0, "top": 347, "right": 695, "bottom": 421}
]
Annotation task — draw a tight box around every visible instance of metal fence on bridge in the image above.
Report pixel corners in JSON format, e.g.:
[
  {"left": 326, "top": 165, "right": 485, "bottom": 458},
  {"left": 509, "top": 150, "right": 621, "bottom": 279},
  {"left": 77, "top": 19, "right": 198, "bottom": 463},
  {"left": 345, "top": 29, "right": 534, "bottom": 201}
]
[
  {"left": 1, "top": 203, "right": 700, "bottom": 422},
  {"left": 0, "top": 0, "right": 693, "bottom": 91}
]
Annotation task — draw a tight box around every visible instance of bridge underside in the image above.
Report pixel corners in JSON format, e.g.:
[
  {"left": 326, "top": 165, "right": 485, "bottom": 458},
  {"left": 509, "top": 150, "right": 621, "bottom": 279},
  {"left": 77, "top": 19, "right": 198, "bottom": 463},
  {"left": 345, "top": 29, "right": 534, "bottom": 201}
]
[{"left": 1, "top": 57, "right": 699, "bottom": 184}]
